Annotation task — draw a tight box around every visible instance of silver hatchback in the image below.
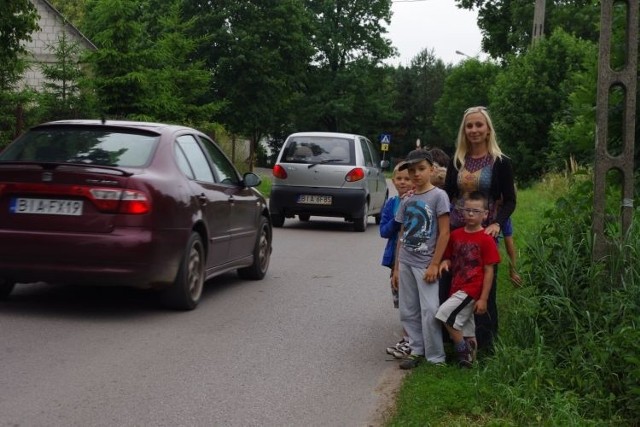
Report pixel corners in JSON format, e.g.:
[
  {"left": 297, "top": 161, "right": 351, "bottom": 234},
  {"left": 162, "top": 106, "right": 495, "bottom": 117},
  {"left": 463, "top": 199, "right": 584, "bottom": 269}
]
[{"left": 269, "top": 132, "right": 388, "bottom": 231}]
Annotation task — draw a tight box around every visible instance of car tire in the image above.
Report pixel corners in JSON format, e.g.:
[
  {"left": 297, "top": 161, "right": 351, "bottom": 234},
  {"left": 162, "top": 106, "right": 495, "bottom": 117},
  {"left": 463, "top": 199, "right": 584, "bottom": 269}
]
[
  {"left": 0, "top": 279, "right": 16, "bottom": 300},
  {"left": 298, "top": 214, "right": 310, "bottom": 222},
  {"left": 271, "top": 213, "right": 285, "bottom": 228},
  {"left": 162, "top": 232, "right": 205, "bottom": 310},
  {"left": 353, "top": 204, "right": 368, "bottom": 232},
  {"left": 238, "top": 216, "right": 272, "bottom": 280}
]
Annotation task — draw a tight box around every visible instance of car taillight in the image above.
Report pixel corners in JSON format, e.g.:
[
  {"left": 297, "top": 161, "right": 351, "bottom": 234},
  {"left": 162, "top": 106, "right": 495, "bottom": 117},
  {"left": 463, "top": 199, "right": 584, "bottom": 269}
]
[
  {"left": 89, "top": 188, "right": 150, "bottom": 214},
  {"left": 345, "top": 167, "right": 365, "bottom": 182},
  {"left": 2, "top": 183, "right": 150, "bottom": 214},
  {"left": 273, "top": 164, "right": 287, "bottom": 179}
]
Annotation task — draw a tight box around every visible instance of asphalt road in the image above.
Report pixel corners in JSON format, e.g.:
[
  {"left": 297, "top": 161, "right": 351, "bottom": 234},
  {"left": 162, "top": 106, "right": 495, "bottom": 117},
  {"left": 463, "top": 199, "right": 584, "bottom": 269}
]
[{"left": 0, "top": 213, "right": 406, "bottom": 426}]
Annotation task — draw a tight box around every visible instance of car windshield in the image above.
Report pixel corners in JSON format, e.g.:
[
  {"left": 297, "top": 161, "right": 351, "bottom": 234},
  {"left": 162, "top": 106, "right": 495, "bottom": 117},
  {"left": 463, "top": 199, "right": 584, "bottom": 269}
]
[
  {"left": 0, "top": 127, "right": 159, "bottom": 167},
  {"left": 282, "top": 137, "right": 355, "bottom": 165}
]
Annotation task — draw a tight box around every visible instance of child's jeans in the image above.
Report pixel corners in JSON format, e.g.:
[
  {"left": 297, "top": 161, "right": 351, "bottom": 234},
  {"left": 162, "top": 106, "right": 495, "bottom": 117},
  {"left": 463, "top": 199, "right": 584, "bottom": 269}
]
[{"left": 398, "top": 262, "right": 445, "bottom": 364}]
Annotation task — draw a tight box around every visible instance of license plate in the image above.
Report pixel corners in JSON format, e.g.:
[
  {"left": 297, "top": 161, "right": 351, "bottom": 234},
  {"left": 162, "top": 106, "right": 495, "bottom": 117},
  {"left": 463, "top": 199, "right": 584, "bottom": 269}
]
[
  {"left": 10, "top": 198, "right": 84, "bottom": 216},
  {"left": 297, "top": 195, "right": 332, "bottom": 205}
]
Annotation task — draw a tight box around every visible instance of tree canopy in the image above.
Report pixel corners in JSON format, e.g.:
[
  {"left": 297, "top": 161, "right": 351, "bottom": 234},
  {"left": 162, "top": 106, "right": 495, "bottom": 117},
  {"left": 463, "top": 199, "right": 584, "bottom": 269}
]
[
  {"left": 489, "top": 30, "right": 596, "bottom": 183},
  {"left": 434, "top": 58, "right": 500, "bottom": 150},
  {"left": 456, "top": 0, "right": 600, "bottom": 61},
  {"left": 0, "top": 0, "right": 39, "bottom": 90}
]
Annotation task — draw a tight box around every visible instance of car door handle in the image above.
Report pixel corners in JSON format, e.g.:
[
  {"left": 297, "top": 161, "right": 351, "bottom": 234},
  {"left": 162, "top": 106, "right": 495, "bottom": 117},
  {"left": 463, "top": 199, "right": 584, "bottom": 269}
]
[{"left": 197, "top": 194, "right": 208, "bottom": 206}]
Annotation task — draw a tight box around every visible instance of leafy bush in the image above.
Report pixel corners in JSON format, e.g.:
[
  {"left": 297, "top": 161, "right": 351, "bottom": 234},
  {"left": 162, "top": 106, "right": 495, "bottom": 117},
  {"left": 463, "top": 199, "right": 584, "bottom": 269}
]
[{"left": 484, "top": 173, "right": 640, "bottom": 424}]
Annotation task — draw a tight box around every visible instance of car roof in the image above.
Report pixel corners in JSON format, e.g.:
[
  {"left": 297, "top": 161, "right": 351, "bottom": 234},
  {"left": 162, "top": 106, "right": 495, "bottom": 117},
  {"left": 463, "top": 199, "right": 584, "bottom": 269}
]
[
  {"left": 287, "top": 132, "right": 364, "bottom": 140},
  {"left": 32, "top": 119, "right": 195, "bottom": 135}
]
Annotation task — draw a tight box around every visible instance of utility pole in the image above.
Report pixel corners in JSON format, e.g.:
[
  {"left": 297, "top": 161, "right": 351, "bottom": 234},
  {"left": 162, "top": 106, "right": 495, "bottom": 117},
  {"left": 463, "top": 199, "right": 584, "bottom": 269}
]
[
  {"left": 592, "top": 0, "right": 638, "bottom": 260},
  {"left": 532, "top": 0, "right": 546, "bottom": 45}
]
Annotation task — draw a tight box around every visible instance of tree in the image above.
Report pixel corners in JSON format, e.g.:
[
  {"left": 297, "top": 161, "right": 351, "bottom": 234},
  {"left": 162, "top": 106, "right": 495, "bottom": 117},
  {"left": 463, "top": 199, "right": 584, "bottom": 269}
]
[
  {"left": 434, "top": 58, "right": 500, "bottom": 149},
  {"left": 49, "top": 0, "right": 88, "bottom": 30},
  {"left": 36, "top": 32, "right": 96, "bottom": 122},
  {"left": 83, "top": 0, "right": 152, "bottom": 118},
  {"left": 184, "top": 0, "right": 314, "bottom": 168},
  {"left": 547, "top": 2, "right": 639, "bottom": 172},
  {"left": 84, "top": 0, "right": 215, "bottom": 123},
  {"left": 489, "top": 30, "right": 595, "bottom": 183},
  {"left": 0, "top": 0, "right": 39, "bottom": 146},
  {"left": 137, "top": 0, "right": 218, "bottom": 124},
  {"left": 547, "top": 49, "right": 597, "bottom": 171},
  {"left": 456, "top": 0, "right": 600, "bottom": 61},
  {"left": 0, "top": 0, "right": 39, "bottom": 91},
  {"left": 389, "top": 49, "right": 450, "bottom": 156},
  {"left": 297, "top": 0, "right": 395, "bottom": 132}
]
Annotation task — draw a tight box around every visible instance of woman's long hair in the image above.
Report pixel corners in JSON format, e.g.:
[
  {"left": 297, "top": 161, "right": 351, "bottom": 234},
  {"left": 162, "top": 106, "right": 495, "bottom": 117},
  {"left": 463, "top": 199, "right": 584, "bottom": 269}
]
[{"left": 453, "top": 106, "right": 505, "bottom": 170}]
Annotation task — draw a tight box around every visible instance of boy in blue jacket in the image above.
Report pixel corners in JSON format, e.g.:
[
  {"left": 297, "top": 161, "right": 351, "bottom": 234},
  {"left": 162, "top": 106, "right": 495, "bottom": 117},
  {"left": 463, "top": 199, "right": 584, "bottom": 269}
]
[{"left": 380, "top": 163, "right": 413, "bottom": 358}]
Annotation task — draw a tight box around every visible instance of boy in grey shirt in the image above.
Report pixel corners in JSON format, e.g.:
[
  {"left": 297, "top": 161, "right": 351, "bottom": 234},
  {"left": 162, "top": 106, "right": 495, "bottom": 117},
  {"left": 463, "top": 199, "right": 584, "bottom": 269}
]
[{"left": 392, "top": 149, "right": 450, "bottom": 369}]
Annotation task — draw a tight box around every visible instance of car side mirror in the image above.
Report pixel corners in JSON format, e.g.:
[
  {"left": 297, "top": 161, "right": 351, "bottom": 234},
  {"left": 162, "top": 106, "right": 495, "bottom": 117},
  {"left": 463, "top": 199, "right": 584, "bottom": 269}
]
[{"left": 243, "top": 172, "right": 261, "bottom": 188}]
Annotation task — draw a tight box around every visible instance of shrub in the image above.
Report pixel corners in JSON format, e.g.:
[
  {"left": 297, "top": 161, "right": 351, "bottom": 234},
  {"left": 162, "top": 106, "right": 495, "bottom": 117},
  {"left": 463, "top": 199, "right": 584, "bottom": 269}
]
[{"left": 484, "top": 172, "right": 640, "bottom": 424}]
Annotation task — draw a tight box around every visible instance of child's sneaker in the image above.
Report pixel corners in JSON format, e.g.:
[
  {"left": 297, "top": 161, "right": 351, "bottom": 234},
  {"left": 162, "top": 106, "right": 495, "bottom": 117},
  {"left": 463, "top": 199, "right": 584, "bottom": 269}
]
[
  {"left": 386, "top": 339, "right": 411, "bottom": 359},
  {"left": 457, "top": 346, "right": 473, "bottom": 369},
  {"left": 466, "top": 338, "right": 478, "bottom": 363},
  {"left": 399, "top": 354, "right": 424, "bottom": 370}
]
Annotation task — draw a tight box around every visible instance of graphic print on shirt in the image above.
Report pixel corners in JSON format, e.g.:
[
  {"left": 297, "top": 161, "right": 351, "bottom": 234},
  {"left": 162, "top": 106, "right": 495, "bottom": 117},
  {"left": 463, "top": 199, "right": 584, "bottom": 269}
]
[
  {"left": 401, "top": 199, "right": 434, "bottom": 254},
  {"left": 452, "top": 240, "right": 482, "bottom": 287}
]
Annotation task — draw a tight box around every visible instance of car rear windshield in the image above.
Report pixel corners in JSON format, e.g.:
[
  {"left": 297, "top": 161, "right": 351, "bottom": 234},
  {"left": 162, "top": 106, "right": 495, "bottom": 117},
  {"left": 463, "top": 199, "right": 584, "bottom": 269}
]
[
  {"left": 282, "top": 136, "right": 355, "bottom": 165},
  {"left": 0, "top": 127, "right": 159, "bottom": 167}
]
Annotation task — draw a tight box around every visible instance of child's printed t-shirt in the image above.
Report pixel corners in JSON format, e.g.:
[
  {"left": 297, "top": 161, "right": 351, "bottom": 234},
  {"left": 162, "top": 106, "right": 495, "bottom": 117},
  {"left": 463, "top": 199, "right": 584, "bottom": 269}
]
[
  {"left": 445, "top": 228, "right": 501, "bottom": 301},
  {"left": 395, "top": 187, "right": 450, "bottom": 269}
]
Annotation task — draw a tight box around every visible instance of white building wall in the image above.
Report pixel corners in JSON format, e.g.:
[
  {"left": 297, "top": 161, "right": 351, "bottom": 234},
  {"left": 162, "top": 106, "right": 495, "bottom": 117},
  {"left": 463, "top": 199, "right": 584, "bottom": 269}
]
[{"left": 20, "top": 0, "right": 95, "bottom": 91}]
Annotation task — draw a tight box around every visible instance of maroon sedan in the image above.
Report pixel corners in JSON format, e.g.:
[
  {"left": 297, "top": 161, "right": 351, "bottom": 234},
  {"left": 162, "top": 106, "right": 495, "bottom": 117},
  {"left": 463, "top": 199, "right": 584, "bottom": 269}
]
[{"left": 0, "top": 120, "right": 272, "bottom": 310}]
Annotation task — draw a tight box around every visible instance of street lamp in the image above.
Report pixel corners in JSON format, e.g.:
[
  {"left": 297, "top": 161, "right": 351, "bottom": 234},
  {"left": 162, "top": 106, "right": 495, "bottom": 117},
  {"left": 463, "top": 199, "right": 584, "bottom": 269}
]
[{"left": 455, "top": 50, "right": 471, "bottom": 58}]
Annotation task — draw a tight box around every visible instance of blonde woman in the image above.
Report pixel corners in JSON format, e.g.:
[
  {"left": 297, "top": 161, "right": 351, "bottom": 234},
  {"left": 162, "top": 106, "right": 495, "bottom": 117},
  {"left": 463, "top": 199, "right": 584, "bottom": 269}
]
[{"left": 442, "top": 106, "right": 516, "bottom": 352}]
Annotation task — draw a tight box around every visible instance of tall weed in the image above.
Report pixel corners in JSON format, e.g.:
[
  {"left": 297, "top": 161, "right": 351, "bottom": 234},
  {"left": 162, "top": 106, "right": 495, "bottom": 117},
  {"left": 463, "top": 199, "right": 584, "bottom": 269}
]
[{"left": 484, "top": 173, "right": 640, "bottom": 425}]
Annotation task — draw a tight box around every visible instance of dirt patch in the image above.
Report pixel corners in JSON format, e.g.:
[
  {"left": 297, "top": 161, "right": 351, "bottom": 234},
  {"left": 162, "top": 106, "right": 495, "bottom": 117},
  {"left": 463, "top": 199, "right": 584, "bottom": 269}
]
[{"left": 365, "top": 364, "right": 408, "bottom": 427}]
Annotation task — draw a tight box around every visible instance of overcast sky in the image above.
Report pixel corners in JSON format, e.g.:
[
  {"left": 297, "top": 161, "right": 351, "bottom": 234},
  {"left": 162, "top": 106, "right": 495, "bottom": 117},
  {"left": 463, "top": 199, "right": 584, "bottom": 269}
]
[{"left": 384, "top": 0, "right": 483, "bottom": 66}]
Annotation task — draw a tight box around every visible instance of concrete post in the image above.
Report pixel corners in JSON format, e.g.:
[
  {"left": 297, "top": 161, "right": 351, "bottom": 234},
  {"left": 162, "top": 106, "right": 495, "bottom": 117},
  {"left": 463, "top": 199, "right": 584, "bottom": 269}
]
[
  {"left": 593, "top": 0, "right": 638, "bottom": 260},
  {"left": 532, "top": 0, "right": 546, "bottom": 45}
]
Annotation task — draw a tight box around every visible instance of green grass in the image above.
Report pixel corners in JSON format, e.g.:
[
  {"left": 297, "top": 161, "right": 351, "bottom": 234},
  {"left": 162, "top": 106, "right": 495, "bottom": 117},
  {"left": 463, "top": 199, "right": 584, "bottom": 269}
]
[{"left": 255, "top": 171, "right": 272, "bottom": 197}]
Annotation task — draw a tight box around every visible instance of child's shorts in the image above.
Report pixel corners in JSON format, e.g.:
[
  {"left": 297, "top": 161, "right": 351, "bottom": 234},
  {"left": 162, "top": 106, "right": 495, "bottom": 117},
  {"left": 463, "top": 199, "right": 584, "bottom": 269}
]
[{"left": 436, "top": 290, "right": 475, "bottom": 337}]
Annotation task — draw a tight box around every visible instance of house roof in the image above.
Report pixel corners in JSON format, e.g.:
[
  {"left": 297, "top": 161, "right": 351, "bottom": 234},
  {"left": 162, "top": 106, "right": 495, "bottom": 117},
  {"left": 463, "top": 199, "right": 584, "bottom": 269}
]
[{"left": 39, "top": 0, "right": 97, "bottom": 50}]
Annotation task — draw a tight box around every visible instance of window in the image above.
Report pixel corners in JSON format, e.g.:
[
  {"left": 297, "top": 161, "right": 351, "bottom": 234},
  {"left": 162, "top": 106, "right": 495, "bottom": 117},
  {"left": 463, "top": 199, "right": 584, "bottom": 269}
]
[
  {"left": 197, "top": 136, "right": 240, "bottom": 185},
  {"left": 359, "top": 138, "right": 374, "bottom": 167},
  {"left": 175, "top": 143, "right": 194, "bottom": 180},
  {"left": 1, "top": 127, "right": 158, "bottom": 167},
  {"left": 176, "top": 135, "right": 214, "bottom": 183},
  {"left": 283, "top": 137, "right": 354, "bottom": 165},
  {"left": 366, "top": 139, "right": 382, "bottom": 166}
]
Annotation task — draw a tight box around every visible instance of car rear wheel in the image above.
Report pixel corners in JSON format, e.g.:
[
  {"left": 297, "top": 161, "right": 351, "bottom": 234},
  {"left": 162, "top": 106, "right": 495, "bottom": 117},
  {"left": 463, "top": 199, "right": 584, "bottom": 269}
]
[
  {"left": 238, "top": 216, "right": 272, "bottom": 280},
  {"left": 0, "top": 279, "right": 16, "bottom": 300},
  {"left": 162, "top": 233, "right": 205, "bottom": 310},
  {"left": 353, "top": 204, "right": 368, "bottom": 232},
  {"left": 298, "top": 214, "right": 310, "bottom": 222},
  {"left": 271, "top": 213, "right": 285, "bottom": 228}
]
